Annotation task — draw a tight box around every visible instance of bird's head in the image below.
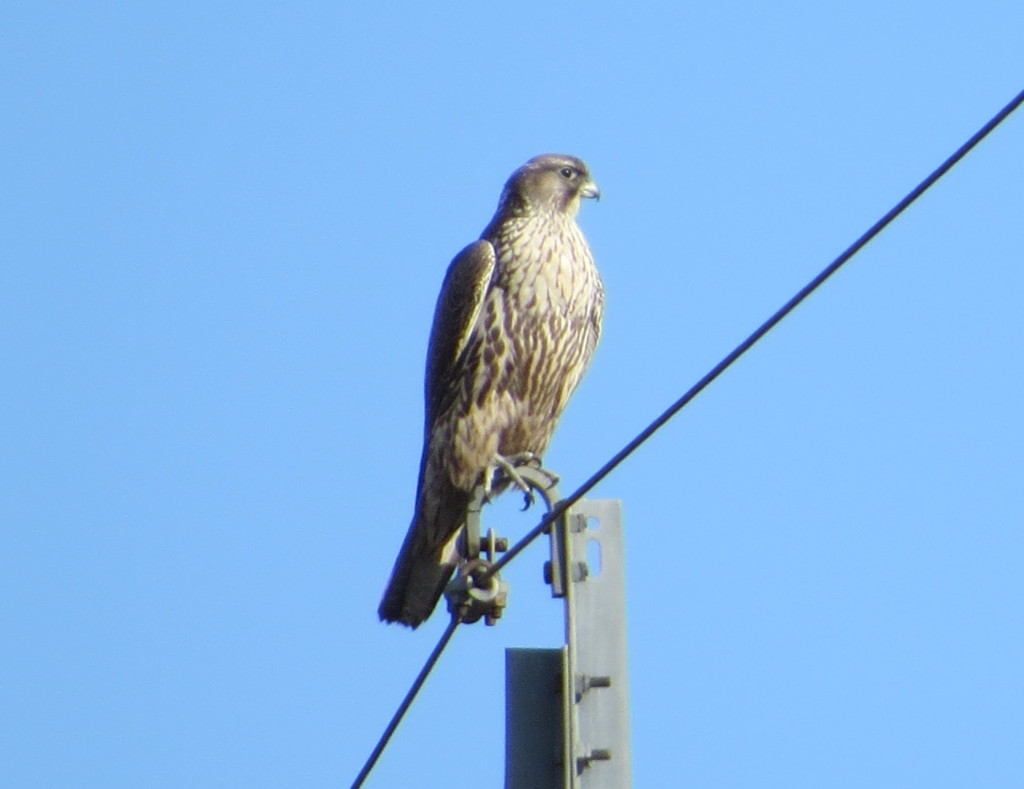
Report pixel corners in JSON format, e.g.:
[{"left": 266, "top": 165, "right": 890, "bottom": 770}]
[{"left": 500, "top": 154, "right": 600, "bottom": 218}]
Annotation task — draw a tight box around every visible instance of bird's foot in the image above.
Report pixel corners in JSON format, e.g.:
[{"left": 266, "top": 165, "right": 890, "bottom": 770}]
[
  {"left": 487, "top": 453, "right": 535, "bottom": 508},
  {"left": 486, "top": 452, "right": 559, "bottom": 510}
]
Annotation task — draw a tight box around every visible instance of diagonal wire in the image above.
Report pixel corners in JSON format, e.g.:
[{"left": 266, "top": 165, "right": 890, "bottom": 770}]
[
  {"left": 483, "top": 86, "right": 1024, "bottom": 582},
  {"left": 351, "top": 86, "right": 1024, "bottom": 788},
  {"left": 350, "top": 615, "right": 462, "bottom": 789}
]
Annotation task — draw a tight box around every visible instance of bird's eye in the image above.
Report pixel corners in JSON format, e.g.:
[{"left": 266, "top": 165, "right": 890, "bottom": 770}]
[{"left": 559, "top": 167, "right": 575, "bottom": 179}]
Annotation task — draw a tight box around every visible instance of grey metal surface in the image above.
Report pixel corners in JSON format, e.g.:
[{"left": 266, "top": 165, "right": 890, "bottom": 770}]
[
  {"left": 565, "top": 500, "right": 632, "bottom": 789},
  {"left": 505, "top": 498, "right": 631, "bottom": 789},
  {"left": 505, "top": 648, "right": 566, "bottom": 789}
]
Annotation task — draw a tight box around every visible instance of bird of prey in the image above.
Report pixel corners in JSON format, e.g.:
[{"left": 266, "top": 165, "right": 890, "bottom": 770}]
[{"left": 378, "top": 154, "right": 604, "bottom": 627}]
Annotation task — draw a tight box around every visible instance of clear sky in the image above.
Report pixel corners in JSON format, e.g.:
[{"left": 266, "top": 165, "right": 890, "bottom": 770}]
[{"left": 3, "top": 2, "right": 1023, "bottom": 787}]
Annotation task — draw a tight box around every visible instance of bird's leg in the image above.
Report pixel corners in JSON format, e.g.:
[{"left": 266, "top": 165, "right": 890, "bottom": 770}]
[
  {"left": 485, "top": 454, "right": 532, "bottom": 507},
  {"left": 486, "top": 452, "right": 557, "bottom": 510},
  {"left": 502, "top": 451, "right": 540, "bottom": 470}
]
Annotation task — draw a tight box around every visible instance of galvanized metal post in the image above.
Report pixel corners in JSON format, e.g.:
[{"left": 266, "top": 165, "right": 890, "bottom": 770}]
[
  {"left": 504, "top": 648, "right": 566, "bottom": 789},
  {"left": 505, "top": 498, "right": 631, "bottom": 789},
  {"left": 564, "top": 499, "right": 631, "bottom": 789}
]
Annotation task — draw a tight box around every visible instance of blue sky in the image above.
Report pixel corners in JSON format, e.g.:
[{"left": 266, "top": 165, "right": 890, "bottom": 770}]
[{"left": 3, "top": 2, "right": 1023, "bottom": 787}]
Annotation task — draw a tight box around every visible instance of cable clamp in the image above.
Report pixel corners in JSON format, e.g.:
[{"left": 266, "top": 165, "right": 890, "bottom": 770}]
[{"left": 445, "top": 558, "right": 508, "bottom": 625}]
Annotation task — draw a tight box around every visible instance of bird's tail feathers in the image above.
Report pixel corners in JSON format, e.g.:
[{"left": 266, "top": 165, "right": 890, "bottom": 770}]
[{"left": 378, "top": 494, "right": 468, "bottom": 628}]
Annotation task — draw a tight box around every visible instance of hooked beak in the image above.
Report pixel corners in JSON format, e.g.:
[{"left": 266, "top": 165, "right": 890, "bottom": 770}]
[{"left": 580, "top": 179, "right": 601, "bottom": 201}]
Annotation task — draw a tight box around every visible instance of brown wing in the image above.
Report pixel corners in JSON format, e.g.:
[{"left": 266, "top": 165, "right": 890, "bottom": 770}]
[{"left": 423, "top": 239, "right": 496, "bottom": 429}]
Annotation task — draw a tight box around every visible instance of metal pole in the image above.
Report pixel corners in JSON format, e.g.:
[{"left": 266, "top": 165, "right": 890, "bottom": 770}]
[
  {"left": 505, "top": 497, "right": 631, "bottom": 788},
  {"left": 564, "top": 500, "right": 632, "bottom": 788}
]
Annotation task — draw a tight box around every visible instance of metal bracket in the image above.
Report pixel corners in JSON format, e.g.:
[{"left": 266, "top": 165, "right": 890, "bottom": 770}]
[
  {"left": 446, "top": 457, "right": 562, "bottom": 626},
  {"left": 566, "top": 500, "right": 632, "bottom": 788},
  {"left": 535, "top": 499, "right": 632, "bottom": 788},
  {"left": 445, "top": 558, "right": 509, "bottom": 625}
]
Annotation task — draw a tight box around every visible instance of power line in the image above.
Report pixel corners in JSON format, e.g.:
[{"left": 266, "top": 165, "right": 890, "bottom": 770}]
[
  {"left": 350, "top": 615, "right": 461, "bottom": 789},
  {"left": 351, "top": 86, "right": 1024, "bottom": 787}
]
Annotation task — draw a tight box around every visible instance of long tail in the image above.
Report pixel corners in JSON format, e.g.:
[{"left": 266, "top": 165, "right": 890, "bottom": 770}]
[{"left": 378, "top": 488, "right": 470, "bottom": 628}]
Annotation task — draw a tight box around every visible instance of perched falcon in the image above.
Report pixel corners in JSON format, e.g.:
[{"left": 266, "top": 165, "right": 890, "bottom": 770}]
[{"left": 378, "top": 154, "right": 604, "bottom": 627}]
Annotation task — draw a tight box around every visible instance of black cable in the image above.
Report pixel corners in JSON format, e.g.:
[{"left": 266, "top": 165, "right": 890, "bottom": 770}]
[
  {"left": 351, "top": 87, "right": 1024, "bottom": 787},
  {"left": 484, "top": 86, "right": 1024, "bottom": 582},
  {"left": 350, "top": 615, "right": 462, "bottom": 789}
]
